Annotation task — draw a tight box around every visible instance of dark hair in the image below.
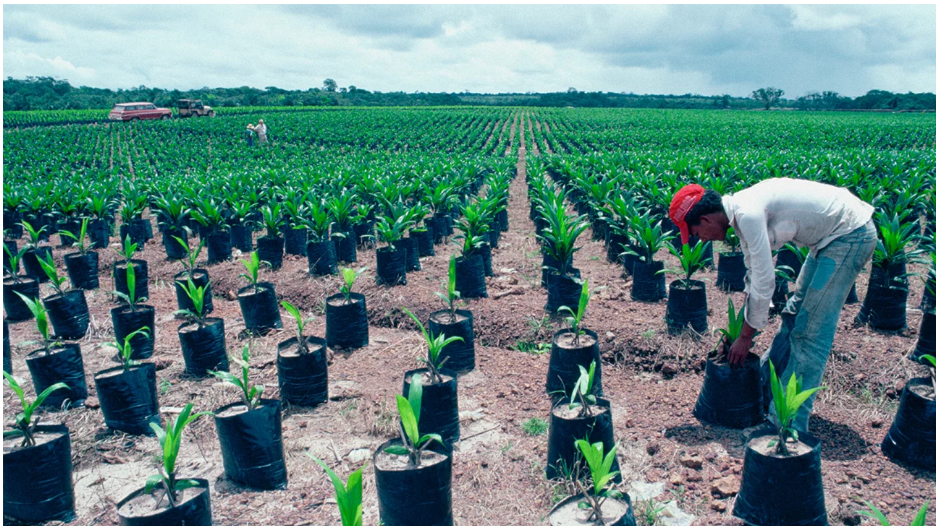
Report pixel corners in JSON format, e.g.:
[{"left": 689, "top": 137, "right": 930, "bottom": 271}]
[{"left": 684, "top": 189, "right": 724, "bottom": 227}]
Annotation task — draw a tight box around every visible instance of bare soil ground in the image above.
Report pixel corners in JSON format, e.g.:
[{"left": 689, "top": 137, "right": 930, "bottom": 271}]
[{"left": 4, "top": 118, "right": 935, "bottom": 526}]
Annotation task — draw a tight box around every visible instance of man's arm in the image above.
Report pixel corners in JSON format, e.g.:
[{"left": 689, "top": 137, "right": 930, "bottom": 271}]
[{"left": 728, "top": 212, "right": 775, "bottom": 366}]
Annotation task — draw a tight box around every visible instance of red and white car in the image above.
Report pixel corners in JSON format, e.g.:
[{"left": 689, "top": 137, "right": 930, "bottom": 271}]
[{"left": 108, "top": 102, "right": 172, "bottom": 121}]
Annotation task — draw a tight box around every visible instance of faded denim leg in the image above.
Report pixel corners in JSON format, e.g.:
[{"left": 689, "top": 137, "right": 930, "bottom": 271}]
[{"left": 762, "top": 221, "right": 876, "bottom": 432}]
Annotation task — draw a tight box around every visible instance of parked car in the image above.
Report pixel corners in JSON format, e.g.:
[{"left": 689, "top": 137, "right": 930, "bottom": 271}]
[
  {"left": 108, "top": 102, "right": 172, "bottom": 122},
  {"left": 177, "top": 99, "right": 215, "bottom": 118}
]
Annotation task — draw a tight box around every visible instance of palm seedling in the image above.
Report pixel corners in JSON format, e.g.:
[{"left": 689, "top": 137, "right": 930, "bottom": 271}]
[
  {"left": 115, "top": 234, "right": 139, "bottom": 266},
  {"left": 4, "top": 242, "right": 29, "bottom": 283},
  {"left": 209, "top": 344, "right": 264, "bottom": 411},
  {"left": 239, "top": 251, "right": 267, "bottom": 294},
  {"left": 858, "top": 500, "right": 929, "bottom": 526},
  {"left": 14, "top": 293, "right": 59, "bottom": 353},
  {"left": 175, "top": 278, "right": 210, "bottom": 328},
  {"left": 873, "top": 213, "right": 926, "bottom": 285},
  {"left": 384, "top": 373, "right": 443, "bottom": 466},
  {"left": 59, "top": 218, "right": 91, "bottom": 255},
  {"left": 145, "top": 403, "right": 212, "bottom": 509},
  {"left": 153, "top": 195, "right": 191, "bottom": 232},
  {"left": 558, "top": 279, "right": 591, "bottom": 346},
  {"left": 107, "top": 327, "right": 151, "bottom": 370},
  {"left": 766, "top": 360, "right": 824, "bottom": 456},
  {"left": 664, "top": 240, "right": 712, "bottom": 287},
  {"left": 568, "top": 361, "right": 598, "bottom": 418},
  {"left": 402, "top": 307, "right": 463, "bottom": 385},
  {"left": 573, "top": 439, "right": 623, "bottom": 525},
  {"left": 282, "top": 300, "right": 315, "bottom": 354},
  {"left": 191, "top": 197, "right": 229, "bottom": 235},
  {"left": 261, "top": 203, "right": 283, "bottom": 239},
  {"left": 36, "top": 252, "right": 70, "bottom": 297},
  {"left": 714, "top": 298, "right": 745, "bottom": 354},
  {"left": 3, "top": 372, "right": 68, "bottom": 447},
  {"left": 327, "top": 192, "right": 357, "bottom": 234},
  {"left": 374, "top": 214, "right": 412, "bottom": 251},
  {"left": 113, "top": 261, "right": 146, "bottom": 312},
  {"left": 19, "top": 219, "right": 47, "bottom": 250},
  {"left": 310, "top": 456, "right": 365, "bottom": 527},
  {"left": 624, "top": 216, "right": 673, "bottom": 264},
  {"left": 173, "top": 237, "right": 206, "bottom": 279},
  {"left": 434, "top": 255, "right": 462, "bottom": 322},
  {"left": 306, "top": 201, "right": 333, "bottom": 243},
  {"left": 724, "top": 227, "right": 741, "bottom": 253},
  {"left": 537, "top": 195, "right": 589, "bottom": 277},
  {"left": 339, "top": 267, "right": 368, "bottom": 304}
]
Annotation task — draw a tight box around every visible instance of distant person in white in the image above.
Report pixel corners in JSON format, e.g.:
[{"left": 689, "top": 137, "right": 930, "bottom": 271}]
[
  {"left": 254, "top": 119, "right": 268, "bottom": 145},
  {"left": 669, "top": 178, "right": 876, "bottom": 432}
]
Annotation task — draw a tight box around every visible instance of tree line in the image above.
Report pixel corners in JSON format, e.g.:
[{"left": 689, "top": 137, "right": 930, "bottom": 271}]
[{"left": 3, "top": 76, "right": 934, "bottom": 112}]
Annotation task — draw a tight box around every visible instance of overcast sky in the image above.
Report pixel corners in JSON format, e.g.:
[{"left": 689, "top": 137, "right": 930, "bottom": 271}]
[{"left": 3, "top": 4, "right": 935, "bottom": 98}]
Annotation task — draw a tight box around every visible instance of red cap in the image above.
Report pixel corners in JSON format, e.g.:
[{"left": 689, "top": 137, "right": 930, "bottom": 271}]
[{"left": 669, "top": 184, "right": 705, "bottom": 245}]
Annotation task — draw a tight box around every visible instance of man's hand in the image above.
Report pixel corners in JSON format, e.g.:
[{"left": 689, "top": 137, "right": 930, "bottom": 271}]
[{"left": 728, "top": 335, "right": 753, "bottom": 366}]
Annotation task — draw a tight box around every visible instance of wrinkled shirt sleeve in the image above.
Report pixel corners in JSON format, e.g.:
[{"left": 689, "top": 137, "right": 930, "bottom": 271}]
[{"left": 736, "top": 212, "right": 775, "bottom": 330}]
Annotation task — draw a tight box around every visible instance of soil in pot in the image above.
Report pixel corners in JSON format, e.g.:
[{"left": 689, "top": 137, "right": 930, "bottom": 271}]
[
  {"left": 237, "top": 282, "right": 283, "bottom": 334},
  {"left": 548, "top": 493, "right": 635, "bottom": 526},
  {"left": 428, "top": 310, "right": 475, "bottom": 373},
  {"left": 402, "top": 368, "right": 460, "bottom": 449},
  {"left": 111, "top": 305, "right": 156, "bottom": 360},
  {"left": 44, "top": 290, "right": 90, "bottom": 340},
  {"left": 25, "top": 343, "right": 88, "bottom": 408},
  {"left": 716, "top": 252, "right": 746, "bottom": 292},
  {"left": 206, "top": 230, "right": 232, "bottom": 263},
  {"left": 256, "top": 235, "right": 284, "bottom": 270},
  {"left": 114, "top": 259, "right": 149, "bottom": 301},
  {"left": 733, "top": 428, "right": 826, "bottom": 526},
  {"left": 881, "top": 377, "right": 935, "bottom": 471},
  {"left": 334, "top": 231, "right": 357, "bottom": 263},
  {"left": 3, "top": 424, "right": 75, "bottom": 523},
  {"left": 547, "top": 329, "right": 602, "bottom": 402},
  {"left": 94, "top": 363, "right": 161, "bottom": 435},
  {"left": 376, "top": 246, "right": 407, "bottom": 286},
  {"left": 373, "top": 439, "right": 452, "bottom": 526},
  {"left": 117, "top": 478, "right": 211, "bottom": 526},
  {"left": 307, "top": 239, "right": 338, "bottom": 276},
  {"left": 277, "top": 336, "right": 329, "bottom": 407},
  {"left": 214, "top": 400, "right": 288, "bottom": 490},
  {"left": 284, "top": 227, "right": 307, "bottom": 256},
  {"left": 693, "top": 351, "right": 764, "bottom": 429},
  {"left": 665, "top": 279, "right": 708, "bottom": 334},
  {"left": 455, "top": 254, "right": 487, "bottom": 298},
  {"left": 546, "top": 398, "right": 620, "bottom": 482},
  {"left": 630, "top": 260, "right": 666, "bottom": 302},
  {"left": 174, "top": 269, "right": 214, "bottom": 315},
  {"left": 64, "top": 251, "right": 99, "bottom": 290},
  {"left": 23, "top": 246, "right": 53, "bottom": 283},
  {"left": 178, "top": 318, "right": 228, "bottom": 377},
  {"left": 325, "top": 293, "right": 369, "bottom": 349},
  {"left": 4, "top": 276, "right": 40, "bottom": 321}
]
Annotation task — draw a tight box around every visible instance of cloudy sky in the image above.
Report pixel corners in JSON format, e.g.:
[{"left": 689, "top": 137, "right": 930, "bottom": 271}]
[{"left": 3, "top": 4, "right": 935, "bottom": 98}]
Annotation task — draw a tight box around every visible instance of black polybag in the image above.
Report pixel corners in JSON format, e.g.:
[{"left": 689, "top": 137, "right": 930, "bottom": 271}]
[
  {"left": 454, "top": 254, "right": 486, "bottom": 298},
  {"left": 206, "top": 230, "right": 232, "bottom": 263},
  {"left": 412, "top": 228, "right": 435, "bottom": 257},
  {"left": 429, "top": 309, "right": 475, "bottom": 373},
  {"left": 716, "top": 252, "right": 746, "bottom": 292},
  {"left": 277, "top": 336, "right": 329, "bottom": 407},
  {"left": 856, "top": 266, "right": 908, "bottom": 330},
  {"left": 116, "top": 478, "right": 211, "bottom": 526},
  {"left": 402, "top": 368, "right": 460, "bottom": 450},
  {"left": 666, "top": 280, "right": 708, "bottom": 334},
  {"left": 376, "top": 246, "right": 407, "bottom": 286},
  {"left": 94, "top": 363, "right": 161, "bottom": 435},
  {"left": 64, "top": 251, "right": 99, "bottom": 290},
  {"left": 214, "top": 399, "right": 288, "bottom": 490},
  {"left": 374, "top": 438, "right": 453, "bottom": 526},
  {"left": 26, "top": 343, "right": 88, "bottom": 408},
  {"left": 45, "top": 290, "right": 90, "bottom": 340},
  {"left": 3, "top": 424, "right": 75, "bottom": 523},
  {"left": 4, "top": 319, "right": 11, "bottom": 374},
  {"left": 693, "top": 352, "right": 764, "bottom": 429},
  {"left": 911, "top": 311, "right": 936, "bottom": 362},
  {"left": 179, "top": 318, "right": 229, "bottom": 377},
  {"left": 284, "top": 227, "right": 307, "bottom": 256},
  {"left": 478, "top": 241, "right": 493, "bottom": 277},
  {"left": 325, "top": 293, "right": 369, "bottom": 349},
  {"left": 400, "top": 236, "right": 421, "bottom": 272},
  {"left": 113, "top": 259, "right": 150, "bottom": 301},
  {"left": 334, "top": 231, "right": 358, "bottom": 263},
  {"left": 545, "top": 270, "right": 582, "bottom": 313},
  {"left": 4, "top": 277, "right": 39, "bottom": 321},
  {"left": 256, "top": 236, "right": 284, "bottom": 270},
  {"left": 307, "top": 239, "right": 338, "bottom": 276},
  {"left": 23, "top": 247, "right": 53, "bottom": 283},
  {"left": 546, "top": 397, "right": 621, "bottom": 482},
  {"left": 229, "top": 223, "right": 254, "bottom": 252},
  {"left": 733, "top": 428, "right": 827, "bottom": 526},
  {"left": 111, "top": 305, "right": 155, "bottom": 360},
  {"left": 546, "top": 329, "right": 603, "bottom": 401},
  {"left": 630, "top": 260, "right": 666, "bottom": 302},
  {"left": 237, "top": 282, "right": 282, "bottom": 333},
  {"left": 881, "top": 377, "right": 936, "bottom": 471},
  {"left": 162, "top": 227, "right": 188, "bottom": 260}
]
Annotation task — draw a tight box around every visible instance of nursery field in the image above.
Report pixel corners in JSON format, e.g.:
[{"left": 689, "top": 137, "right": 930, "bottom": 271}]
[{"left": 2, "top": 107, "right": 936, "bottom": 526}]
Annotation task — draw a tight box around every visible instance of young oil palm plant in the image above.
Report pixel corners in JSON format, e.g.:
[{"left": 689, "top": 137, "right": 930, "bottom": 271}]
[{"left": 402, "top": 307, "right": 464, "bottom": 385}]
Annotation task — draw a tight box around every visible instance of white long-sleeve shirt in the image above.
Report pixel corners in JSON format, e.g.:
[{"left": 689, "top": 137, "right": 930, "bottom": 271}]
[{"left": 722, "top": 178, "right": 874, "bottom": 330}]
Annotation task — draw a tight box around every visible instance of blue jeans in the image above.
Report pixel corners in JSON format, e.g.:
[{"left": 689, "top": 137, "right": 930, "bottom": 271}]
[{"left": 761, "top": 220, "right": 877, "bottom": 432}]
